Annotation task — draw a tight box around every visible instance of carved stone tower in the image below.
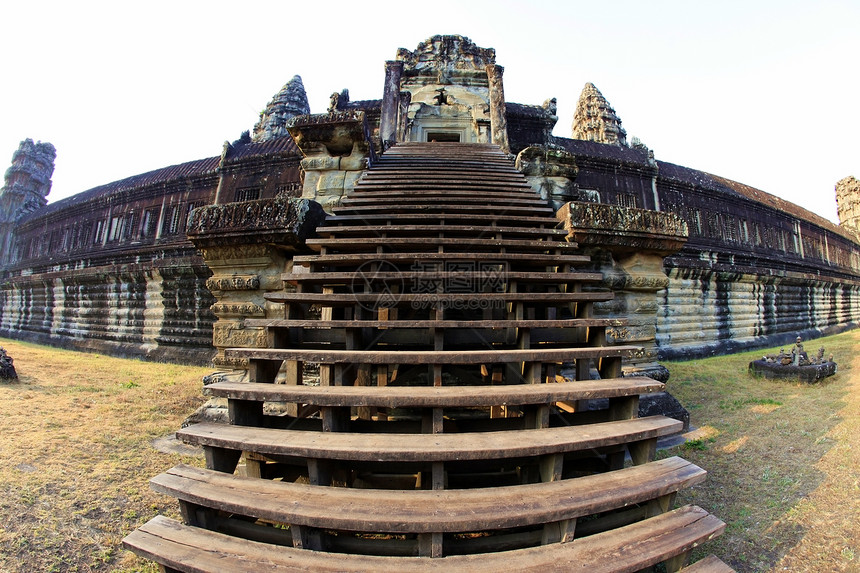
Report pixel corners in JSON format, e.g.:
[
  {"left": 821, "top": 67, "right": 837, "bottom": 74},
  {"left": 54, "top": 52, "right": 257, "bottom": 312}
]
[
  {"left": 571, "top": 83, "right": 628, "bottom": 147},
  {"left": 835, "top": 176, "right": 860, "bottom": 235},
  {"left": 252, "top": 75, "right": 311, "bottom": 142},
  {"left": 379, "top": 35, "right": 509, "bottom": 152},
  {"left": 0, "top": 139, "right": 56, "bottom": 269}
]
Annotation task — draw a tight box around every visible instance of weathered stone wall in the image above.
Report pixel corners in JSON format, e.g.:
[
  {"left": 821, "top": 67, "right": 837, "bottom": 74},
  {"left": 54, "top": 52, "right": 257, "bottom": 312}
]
[
  {"left": 659, "top": 265, "right": 860, "bottom": 360},
  {"left": 0, "top": 262, "right": 215, "bottom": 363},
  {"left": 553, "top": 138, "right": 860, "bottom": 360},
  {"left": 0, "top": 138, "right": 302, "bottom": 364}
]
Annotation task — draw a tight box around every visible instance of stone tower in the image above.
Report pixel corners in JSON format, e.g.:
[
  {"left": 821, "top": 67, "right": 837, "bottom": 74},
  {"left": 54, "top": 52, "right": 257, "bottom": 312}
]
[
  {"left": 252, "top": 75, "right": 311, "bottom": 142},
  {"left": 835, "top": 176, "right": 860, "bottom": 234},
  {"left": 571, "top": 82, "right": 628, "bottom": 146},
  {"left": 0, "top": 139, "right": 56, "bottom": 268}
]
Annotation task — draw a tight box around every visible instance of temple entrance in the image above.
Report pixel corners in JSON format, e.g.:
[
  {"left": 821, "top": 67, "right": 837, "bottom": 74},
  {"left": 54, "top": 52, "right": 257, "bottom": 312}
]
[{"left": 426, "top": 132, "right": 461, "bottom": 142}]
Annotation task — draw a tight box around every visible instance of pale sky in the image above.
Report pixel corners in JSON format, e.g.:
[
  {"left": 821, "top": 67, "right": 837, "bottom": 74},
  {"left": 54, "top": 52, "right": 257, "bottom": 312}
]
[{"left": 1, "top": 0, "right": 857, "bottom": 224}]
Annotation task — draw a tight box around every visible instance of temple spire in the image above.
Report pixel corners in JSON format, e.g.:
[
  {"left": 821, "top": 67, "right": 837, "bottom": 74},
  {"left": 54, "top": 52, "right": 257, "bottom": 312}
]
[
  {"left": 252, "top": 75, "right": 311, "bottom": 142},
  {"left": 571, "top": 82, "right": 627, "bottom": 147}
]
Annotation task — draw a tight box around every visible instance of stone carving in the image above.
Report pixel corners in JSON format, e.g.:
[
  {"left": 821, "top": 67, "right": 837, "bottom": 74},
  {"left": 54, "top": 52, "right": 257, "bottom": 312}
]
[
  {"left": 205, "top": 275, "right": 260, "bottom": 292},
  {"left": 252, "top": 75, "right": 311, "bottom": 143},
  {"left": 0, "top": 139, "right": 56, "bottom": 268},
  {"left": 749, "top": 336, "right": 837, "bottom": 383},
  {"left": 187, "top": 196, "right": 326, "bottom": 248},
  {"left": 396, "top": 34, "right": 496, "bottom": 76},
  {"left": 286, "top": 112, "right": 372, "bottom": 211},
  {"left": 210, "top": 302, "right": 265, "bottom": 318},
  {"left": 516, "top": 145, "right": 581, "bottom": 209},
  {"left": 835, "top": 176, "right": 860, "bottom": 235},
  {"left": 0, "top": 347, "right": 16, "bottom": 380},
  {"left": 571, "top": 83, "right": 628, "bottom": 147}
]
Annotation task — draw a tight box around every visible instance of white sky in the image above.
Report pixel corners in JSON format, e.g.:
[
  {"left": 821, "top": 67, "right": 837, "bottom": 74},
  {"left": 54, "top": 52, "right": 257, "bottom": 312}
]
[{"left": 1, "top": 0, "right": 857, "bottom": 224}]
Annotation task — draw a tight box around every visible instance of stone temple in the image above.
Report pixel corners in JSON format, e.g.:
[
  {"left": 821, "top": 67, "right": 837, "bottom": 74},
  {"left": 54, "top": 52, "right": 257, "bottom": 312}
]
[
  {"left": 3, "top": 32, "right": 857, "bottom": 571},
  {"left": 1, "top": 34, "right": 857, "bottom": 371}
]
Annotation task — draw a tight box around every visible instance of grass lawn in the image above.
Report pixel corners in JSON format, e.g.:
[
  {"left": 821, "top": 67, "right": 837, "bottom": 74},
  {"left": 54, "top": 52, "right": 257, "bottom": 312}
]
[{"left": 0, "top": 331, "right": 857, "bottom": 572}]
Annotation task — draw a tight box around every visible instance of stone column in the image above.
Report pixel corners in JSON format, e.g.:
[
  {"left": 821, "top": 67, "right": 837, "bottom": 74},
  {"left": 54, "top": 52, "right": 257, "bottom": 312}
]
[
  {"left": 515, "top": 145, "right": 585, "bottom": 210},
  {"left": 186, "top": 196, "right": 326, "bottom": 373},
  {"left": 286, "top": 111, "right": 371, "bottom": 213},
  {"left": 486, "top": 64, "right": 510, "bottom": 154},
  {"left": 379, "top": 61, "right": 404, "bottom": 149},
  {"left": 558, "top": 202, "right": 688, "bottom": 381}
]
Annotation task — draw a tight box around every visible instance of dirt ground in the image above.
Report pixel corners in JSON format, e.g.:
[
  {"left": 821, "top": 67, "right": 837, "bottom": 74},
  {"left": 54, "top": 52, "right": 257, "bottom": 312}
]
[{"left": 0, "top": 333, "right": 857, "bottom": 572}]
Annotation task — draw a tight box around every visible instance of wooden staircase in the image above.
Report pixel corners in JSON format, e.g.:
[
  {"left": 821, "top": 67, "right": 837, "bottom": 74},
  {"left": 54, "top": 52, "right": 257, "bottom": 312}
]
[{"left": 124, "top": 143, "right": 730, "bottom": 571}]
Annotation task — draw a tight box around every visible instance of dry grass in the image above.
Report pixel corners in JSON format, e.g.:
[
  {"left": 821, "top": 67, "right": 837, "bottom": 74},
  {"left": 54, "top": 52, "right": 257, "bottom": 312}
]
[
  {"left": 0, "top": 338, "right": 209, "bottom": 572},
  {"left": 663, "top": 329, "right": 860, "bottom": 572},
  {"left": 0, "top": 331, "right": 857, "bottom": 571}
]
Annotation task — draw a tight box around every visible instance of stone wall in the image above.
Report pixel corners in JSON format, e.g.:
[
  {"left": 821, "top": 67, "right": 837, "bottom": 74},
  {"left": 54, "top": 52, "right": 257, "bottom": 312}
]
[
  {"left": 552, "top": 139, "right": 860, "bottom": 361},
  {"left": 0, "top": 137, "right": 302, "bottom": 364}
]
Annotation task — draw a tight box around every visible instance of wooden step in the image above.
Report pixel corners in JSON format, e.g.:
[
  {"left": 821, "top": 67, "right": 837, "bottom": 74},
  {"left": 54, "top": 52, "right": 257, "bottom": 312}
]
[
  {"left": 341, "top": 194, "right": 543, "bottom": 207},
  {"left": 177, "top": 416, "right": 681, "bottom": 463},
  {"left": 280, "top": 271, "right": 602, "bottom": 285},
  {"left": 304, "top": 237, "right": 576, "bottom": 252},
  {"left": 313, "top": 224, "right": 569, "bottom": 238},
  {"left": 323, "top": 213, "right": 562, "bottom": 226},
  {"left": 680, "top": 555, "right": 735, "bottom": 572},
  {"left": 245, "top": 318, "right": 625, "bottom": 330},
  {"left": 203, "top": 377, "right": 664, "bottom": 408},
  {"left": 150, "top": 457, "right": 704, "bottom": 533},
  {"left": 263, "top": 291, "right": 613, "bottom": 306},
  {"left": 224, "top": 345, "right": 642, "bottom": 365},
  {"left": 124, "top": 505, "right": 725, "bottom": 572},
  {"left": 332, "top": 204, "right": 555, "bottom": 215},
  {"left": 291, "top": 251, "right": 590, "bottom": 266}
]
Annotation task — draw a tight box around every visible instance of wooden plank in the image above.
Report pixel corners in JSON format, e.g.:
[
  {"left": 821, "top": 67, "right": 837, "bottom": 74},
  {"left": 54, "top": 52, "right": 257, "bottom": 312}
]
[
  {"left": 680, "top": 555, "right": 735, "bottom": 572},
  {"left": 263, "top": 292, "right": 613, "bottom": 305},
  {"left": 150, "top": 457, "right": 704, "bottom": 533},
  {"left": 123, "top": 505, "right": 724, "bottom": 572},
  {"left": 245, "top": 318, "right": 626, "bottom": 329},
  {"left": 292, "top": 252, "right": 590, "bottom": 265},
  {"left": 224, "top": 346, "right": 641, "bottom": 364},
  {"left": 176, "top": 416, "right": 682, "bottom": 463},
  {"left": 204, "top": 377, "right": 665, "bottom": 408},
  {"left": 226, "top": 345, "right": 643, "bottom": 365},
  {"left": 279, "top": 271, "right": 601, "bottom": 285},
  {"left": 304, "top": 237, "right": 576, "bottom": 250},
  {"left": 314, "top": 225, "right": 568, "bottom": 237}
]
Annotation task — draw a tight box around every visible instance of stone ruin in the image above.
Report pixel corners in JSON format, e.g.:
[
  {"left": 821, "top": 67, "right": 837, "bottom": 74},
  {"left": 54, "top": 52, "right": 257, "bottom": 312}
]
[
  {"left": 0, "top": 347, "right": 17, "bottom": 380},
  {"left": 749, "top": 336, "right": 837, "bottom": 383}
]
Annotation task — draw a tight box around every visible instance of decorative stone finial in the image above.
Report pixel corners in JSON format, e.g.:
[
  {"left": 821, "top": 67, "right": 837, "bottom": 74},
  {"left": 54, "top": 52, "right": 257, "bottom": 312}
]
[
  {"left": 252, "top": 75, "right": 311, "bottom": 142},
  {"left": 835, "top": 176, "right": 860, "bottom": 234},
  {"left": 571, "top": 83, "right": 628, "bottom": 147}
]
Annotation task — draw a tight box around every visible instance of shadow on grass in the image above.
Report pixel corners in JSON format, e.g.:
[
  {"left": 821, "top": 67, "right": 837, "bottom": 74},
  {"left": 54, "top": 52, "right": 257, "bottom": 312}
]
[{"left": 660, "top": 330, "right": 856, "bottom": 572}]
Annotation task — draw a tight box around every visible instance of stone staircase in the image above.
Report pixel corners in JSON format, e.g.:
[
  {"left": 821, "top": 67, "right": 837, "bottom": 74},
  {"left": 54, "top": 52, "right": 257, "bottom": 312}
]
[{"left": 124, "top": 142, "right": 730, "bottom": 571}]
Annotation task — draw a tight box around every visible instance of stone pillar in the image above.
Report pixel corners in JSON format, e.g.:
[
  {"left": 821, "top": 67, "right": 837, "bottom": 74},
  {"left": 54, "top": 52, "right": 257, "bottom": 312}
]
[
  {"left": 515, "top": 145, "right": 589, "bottom": 210},
  {"left": 286, "top": 111, "right": 372, "bottom": 212},
  {"left": 486, "top": 64, "right": 510, "bottom": 154},
  {"left": 558, "top": 202, "right": 688, "bottom": 381},
  {"left": 836, "top": 176, "right": 860, "bottom": 236},
  {"left": 186, "top": 196, "right": 326, "bottom": 373},
  {"left": 397, "top": 91, "right": 412, "bottom": 143},
  {"left": 379, "top": 61, "right": 404, "bottom": 149}
]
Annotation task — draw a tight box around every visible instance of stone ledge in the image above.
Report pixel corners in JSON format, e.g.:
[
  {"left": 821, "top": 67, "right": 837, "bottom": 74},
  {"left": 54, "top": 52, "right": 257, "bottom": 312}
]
[
  {"left": 187, "top": 197, "right": 325, "bottom": 250},
  {"left": 558, "top": 202, "right": 688, "bottom": 256}
]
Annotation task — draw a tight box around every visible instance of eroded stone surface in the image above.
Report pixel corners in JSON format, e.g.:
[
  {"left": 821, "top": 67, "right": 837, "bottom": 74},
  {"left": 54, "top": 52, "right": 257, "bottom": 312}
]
[
  {"left": 0, "top": 347, "right": 16, "bottom": 380},
  {"left": 252, "top": 75, "right": 311, "bottom": 143},
  {"left": 836, "top": 175, "right": 860, "bottom": 235},
  {"left": 571, "top": 83, "right": 627, "bottom": 146}
]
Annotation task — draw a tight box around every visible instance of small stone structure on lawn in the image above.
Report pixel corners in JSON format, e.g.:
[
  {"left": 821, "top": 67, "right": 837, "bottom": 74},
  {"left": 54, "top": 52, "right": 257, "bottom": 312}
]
[
  {"left": 749, "top": 336, "right": 837, "bottom": 383},
  {"left": 0, "top": 347, "right": 17, "bottom": 380}
]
